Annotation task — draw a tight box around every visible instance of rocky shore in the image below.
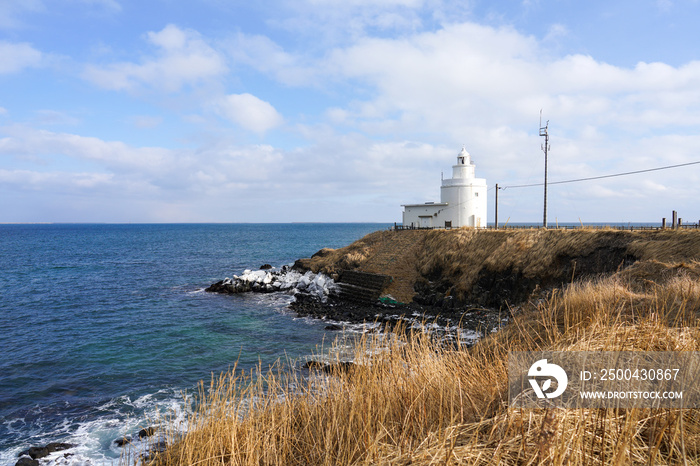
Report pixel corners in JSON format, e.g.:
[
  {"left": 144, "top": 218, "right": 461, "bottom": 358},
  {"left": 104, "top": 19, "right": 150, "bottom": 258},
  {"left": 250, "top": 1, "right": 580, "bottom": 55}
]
[
  {"left": 206, "top": 228, "right": 700, "bottom": 343},
  {"left": 205, "top": 266, "right": 337, "bottom": 302},
  {"left": 205, "top": 263, "right": 506, "bottom": 341},
  {"left": 15, "top": 427, "right": 163, "bottom": 466},
  {"left": 15, "top": 442, "right": 74, "bottom": 466}
]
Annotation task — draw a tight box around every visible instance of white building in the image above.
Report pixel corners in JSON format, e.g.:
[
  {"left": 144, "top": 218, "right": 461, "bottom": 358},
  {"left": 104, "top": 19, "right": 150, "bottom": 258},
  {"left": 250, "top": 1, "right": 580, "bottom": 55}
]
[{"left": 402, "top": 147, "right": 487, "bottom": 228}]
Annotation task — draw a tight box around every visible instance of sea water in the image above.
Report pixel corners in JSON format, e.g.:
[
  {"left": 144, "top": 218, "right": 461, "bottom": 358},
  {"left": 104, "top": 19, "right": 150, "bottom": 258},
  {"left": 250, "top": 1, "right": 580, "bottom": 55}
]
[{"left": 0, "top": 223, "right": 388, "bottom": 465}]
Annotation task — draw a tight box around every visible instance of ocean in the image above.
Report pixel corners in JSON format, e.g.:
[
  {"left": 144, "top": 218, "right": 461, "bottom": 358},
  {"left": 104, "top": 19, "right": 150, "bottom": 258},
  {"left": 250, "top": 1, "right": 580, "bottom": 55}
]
[{"left": 0, "top": 223, "right": 389, "bottom": 465}]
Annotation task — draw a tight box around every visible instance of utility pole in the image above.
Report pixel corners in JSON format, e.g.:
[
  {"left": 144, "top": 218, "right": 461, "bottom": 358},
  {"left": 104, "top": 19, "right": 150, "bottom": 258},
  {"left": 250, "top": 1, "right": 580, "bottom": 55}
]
[
  {"left": 495, "top": 183, "right": 499, "bottom": 229},
  {"left": 539, "top": 111, "right": 550, "bottom": 228}
]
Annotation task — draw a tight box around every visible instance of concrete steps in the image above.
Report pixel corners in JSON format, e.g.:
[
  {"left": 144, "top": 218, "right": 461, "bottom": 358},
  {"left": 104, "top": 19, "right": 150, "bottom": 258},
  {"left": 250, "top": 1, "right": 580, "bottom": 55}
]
[
  {"left": 337, "top": 270, "right": 392, "bottom": 304},
  {"left": 358, "top": 230, "right": 425, "bottom": 303}
]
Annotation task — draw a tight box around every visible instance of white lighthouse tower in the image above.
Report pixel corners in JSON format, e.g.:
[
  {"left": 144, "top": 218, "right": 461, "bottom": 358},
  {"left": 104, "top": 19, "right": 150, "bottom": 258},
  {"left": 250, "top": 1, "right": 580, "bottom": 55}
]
[
  {"left": 402, "top": 146, "right": 487, "bottom": 228},
  {"left": 440, "top": 147, "right": 487, "bottom": 227}
]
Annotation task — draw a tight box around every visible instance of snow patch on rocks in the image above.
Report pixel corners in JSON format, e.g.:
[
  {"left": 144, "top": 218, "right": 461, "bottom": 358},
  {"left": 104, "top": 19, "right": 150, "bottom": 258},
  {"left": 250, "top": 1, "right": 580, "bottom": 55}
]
[{"left": 207, "top": 268, "right": 338, "bottom": 303}]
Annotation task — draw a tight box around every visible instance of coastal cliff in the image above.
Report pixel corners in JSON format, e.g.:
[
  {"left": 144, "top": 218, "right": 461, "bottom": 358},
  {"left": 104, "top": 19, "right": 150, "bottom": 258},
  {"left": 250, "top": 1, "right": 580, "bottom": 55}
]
[
  {"left": 294, "top": 228, "right": 700, "bottom": 308},
  {"left": 156, "top": 229, "right": 700, "bottom": 466},
  {"left": 157, "top": 227, "right": 700, "bottom": 466}
]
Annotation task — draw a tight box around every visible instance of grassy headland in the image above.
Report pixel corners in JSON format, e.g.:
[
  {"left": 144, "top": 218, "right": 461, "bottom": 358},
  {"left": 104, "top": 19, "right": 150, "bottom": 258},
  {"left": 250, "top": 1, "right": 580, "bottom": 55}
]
[
  {"left": 151, "top": 228, "right": 700, "bottom": 465},
  {"left": 296, "top": 228, "right": 700, "bottom": 306}
]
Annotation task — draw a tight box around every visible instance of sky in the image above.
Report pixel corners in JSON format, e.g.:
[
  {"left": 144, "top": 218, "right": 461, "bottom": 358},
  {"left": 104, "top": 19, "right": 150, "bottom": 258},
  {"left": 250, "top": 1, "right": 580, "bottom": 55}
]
[{"left": 1, "top": 0, "right": 700, "bottom": 223}]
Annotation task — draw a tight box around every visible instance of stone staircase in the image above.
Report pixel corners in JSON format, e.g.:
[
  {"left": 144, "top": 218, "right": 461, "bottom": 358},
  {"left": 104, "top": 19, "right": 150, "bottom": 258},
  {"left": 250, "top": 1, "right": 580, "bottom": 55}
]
[
  {"left": 357, "top": 230, "right": 426, "bottom": 303},
  {"left": 336, "top": 270, "right": 392, "bottom": 304}
]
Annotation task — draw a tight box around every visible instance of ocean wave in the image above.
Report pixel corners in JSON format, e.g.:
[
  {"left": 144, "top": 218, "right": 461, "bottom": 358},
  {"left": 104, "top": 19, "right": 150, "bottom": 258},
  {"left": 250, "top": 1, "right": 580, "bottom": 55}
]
[{"left": 1, "top": 388, "right": 191, "bottom": 466}]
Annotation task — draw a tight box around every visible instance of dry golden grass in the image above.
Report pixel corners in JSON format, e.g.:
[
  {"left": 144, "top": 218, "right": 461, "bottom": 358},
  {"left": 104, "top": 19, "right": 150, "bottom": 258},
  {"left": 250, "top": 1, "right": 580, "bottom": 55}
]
[
  {"left": 296, "top": 230, "right": 397, "bottom": 274},
  {"left": 297, "top": 229, "right": 428, "bottom": 302},
  {"left": 148, "top": 269, "right": 700, "bottom": 466},
  {"left": 417, "top": 228, "right": 700, "bottom": 301},
  {"left": 297, "top": 228, "right": 700, "bottom": 305}
]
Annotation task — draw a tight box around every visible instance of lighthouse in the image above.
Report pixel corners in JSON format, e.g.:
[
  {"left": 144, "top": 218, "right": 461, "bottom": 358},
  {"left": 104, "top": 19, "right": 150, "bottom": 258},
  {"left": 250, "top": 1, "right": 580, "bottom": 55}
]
[{"left": 401, "top": 147, "right": 487, "bottom": 228}]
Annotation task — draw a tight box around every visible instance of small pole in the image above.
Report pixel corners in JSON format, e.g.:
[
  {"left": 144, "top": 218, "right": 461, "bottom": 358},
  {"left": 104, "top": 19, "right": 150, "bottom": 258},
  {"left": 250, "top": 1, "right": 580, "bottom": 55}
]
[
  {"left": 495, "top": 183, "right": 499, "bottom": 229},
  {"left": 662, "top": 218, "right": 666, "bottom": 229},
  {"left": 673, "top": 210, "right": 678, "bottom": 229}
]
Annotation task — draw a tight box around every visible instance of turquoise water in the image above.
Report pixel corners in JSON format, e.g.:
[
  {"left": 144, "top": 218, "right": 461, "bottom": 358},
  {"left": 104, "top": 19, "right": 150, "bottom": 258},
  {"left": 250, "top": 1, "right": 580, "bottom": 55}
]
[{"left": 0, "top": 223, "right": 388, "bottom": 464}]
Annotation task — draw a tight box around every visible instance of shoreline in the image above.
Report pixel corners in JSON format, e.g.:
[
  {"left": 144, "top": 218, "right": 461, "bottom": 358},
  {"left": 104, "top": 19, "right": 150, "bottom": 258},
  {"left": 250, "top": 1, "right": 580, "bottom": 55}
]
[
  {"left": 288, "top": 292, "right": 506, "bottom": 341},
  {"left": 205, "top": 228, "right": 700, "bottom": 347},
  {"left": 204, "top": 265, "right": 508, "bottom": 342},
  {"left": 138, "top": 227, "right": 700, "bottom": 464}
]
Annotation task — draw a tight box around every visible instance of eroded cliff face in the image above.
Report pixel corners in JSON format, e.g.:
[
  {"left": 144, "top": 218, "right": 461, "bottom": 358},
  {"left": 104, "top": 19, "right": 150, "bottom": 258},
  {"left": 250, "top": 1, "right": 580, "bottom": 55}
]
[{"left": 294, "top": 228, "right": 700, "bottom": 309}]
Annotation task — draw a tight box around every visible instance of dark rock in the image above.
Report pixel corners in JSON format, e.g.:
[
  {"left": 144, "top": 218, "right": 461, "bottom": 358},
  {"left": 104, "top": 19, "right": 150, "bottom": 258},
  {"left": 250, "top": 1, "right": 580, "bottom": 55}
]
[
  {"left": 302, "top": 360, "right": 324, "bottom": 370},
  {"left": 441, "top": 295, "right": 454, "bottom": 309},
  {"left": 292, "top": 258, "right": 308, "bottom": 271},
  {"left": 324, "top": 324, "right": 343, "bottom": 331},
  {"left": 15, "top": 458, "right": 39, "bottom": 466},
  {"left": 303, "top": 360, "right": 356, "bottom": 375},
  {"left": 114, "top": 436, "right": 131, "bottom": 447},
  {"left": 19, "top": 443, "right": 74, "bottom": 460},
  {"left": 45, "top": 443, "right": 74, "bottom": 456},
  {"left": 205, "top": 280, "right": 225, "bottom": 293},
  {"left": 472, "top": 268, "right": 536, "bottom": 308},
  {"left": 260, "top": 264, "right": 273, "bottom": 270},
  {"left": 457, "top": 244, "right": 638, "bottom": 308},
  {"left": 18, "top": 448, "right": 47, "bottom": 460},
  {"left": 139, "top": 426, "right": 156, "bottom": 438},
  {"left": 141, "top": 440, "right": 167, "bottom": 463}
]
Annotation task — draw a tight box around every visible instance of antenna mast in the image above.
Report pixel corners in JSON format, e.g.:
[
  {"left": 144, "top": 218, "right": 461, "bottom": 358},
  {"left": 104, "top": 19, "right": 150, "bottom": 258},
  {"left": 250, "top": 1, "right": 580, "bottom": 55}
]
[{"left": 539, "top": 110, "right": 550, "bottom": 228}]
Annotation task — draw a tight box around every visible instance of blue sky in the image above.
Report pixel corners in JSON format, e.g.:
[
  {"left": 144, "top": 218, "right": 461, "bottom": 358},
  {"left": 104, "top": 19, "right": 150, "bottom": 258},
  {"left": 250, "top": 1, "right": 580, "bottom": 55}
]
[{"left": 2, "top": 0, "right": 700, "bottom": 223}]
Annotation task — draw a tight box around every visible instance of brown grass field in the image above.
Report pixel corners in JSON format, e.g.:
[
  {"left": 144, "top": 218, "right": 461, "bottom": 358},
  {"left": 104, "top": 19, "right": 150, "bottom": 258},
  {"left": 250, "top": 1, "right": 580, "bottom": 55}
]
[
  {"left": 298, "top": 228, "right": 700, "bottom": 303},
  {"left": 144, "top": 229, "right": 700, "bottom": 465}
]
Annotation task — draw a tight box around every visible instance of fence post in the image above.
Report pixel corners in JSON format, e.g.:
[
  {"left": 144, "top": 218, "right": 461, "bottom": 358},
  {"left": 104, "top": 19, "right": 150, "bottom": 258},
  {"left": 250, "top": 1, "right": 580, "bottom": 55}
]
[
  {"left": 673, "top": 211, "right": 678, "bottom": 229},
  {"left": 662, "top": 218, "right": 666, "bottom": 229},
  {"left": 495, "top": 183, "right": 499, "bottom": 230}
]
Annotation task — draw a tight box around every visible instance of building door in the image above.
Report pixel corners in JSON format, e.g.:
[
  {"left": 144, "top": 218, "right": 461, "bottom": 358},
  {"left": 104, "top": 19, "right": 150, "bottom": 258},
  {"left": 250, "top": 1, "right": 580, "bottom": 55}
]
[{"left": 419, "top": 216, "right": 432, "bottom": 228}]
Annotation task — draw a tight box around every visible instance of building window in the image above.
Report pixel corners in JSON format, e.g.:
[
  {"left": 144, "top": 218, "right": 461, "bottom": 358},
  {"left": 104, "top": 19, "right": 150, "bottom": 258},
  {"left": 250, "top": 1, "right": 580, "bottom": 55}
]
[{"left": 475, "top": 192, "right": 479, "bottom": 197}]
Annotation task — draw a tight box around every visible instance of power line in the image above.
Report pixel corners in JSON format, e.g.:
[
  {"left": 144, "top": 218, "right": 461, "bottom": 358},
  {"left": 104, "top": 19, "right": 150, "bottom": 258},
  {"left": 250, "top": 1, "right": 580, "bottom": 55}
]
[{"left": 501, "top": 160, "right": 700, "bottom": 190}]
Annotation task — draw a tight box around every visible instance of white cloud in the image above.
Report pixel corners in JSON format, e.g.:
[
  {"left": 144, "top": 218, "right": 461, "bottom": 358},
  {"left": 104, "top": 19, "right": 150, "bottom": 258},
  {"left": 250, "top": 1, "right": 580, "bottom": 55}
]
[
  {"left": 5, "top": 7, "right": 700, "bottom": 222},
  {"left": 0, "top": 0, "right": 44, "bottom": 29},
  {"left": 0, "top": 41, "right": 42, "bottom": 74},
  {"left": 215, "top": 93, "right": 284, "bottom": 134},
  {"left": 0, "top": 125, "right": 173, "bottom": 174},
  {"left": 0, "top": 169, "right": 115, "bottom": 190},
  {"left": 82, "top": 24, "right": 227, "bottom": 92},
  {"left": 226, "top": 33, "right": 316, "bottom": 86},
  {"left": 271, "top": 0, "right": 453, "bottom": 45},
  {"left": 34, "top": 110, "right": 80, "bottom": 126},
  {"left": 543, "top": 23, "right": 568, "bottom": 43},
  {"left": 129, "top": 115, "right": 163, "bottom": 129},
  {"left": 147, "top": 24, "right": 187, "bottom": 49},
  {"left": 0, "top": 0, "right": 119, "bottom": 29},
  {"left": 238, "top": 20, "right": 700, "bottom": 222},
  {"left": 76, "top": 0, "right": 121, "bottom": 12},
  {"left": 0, "top": 125, "right": 289, "bottom": 195},
  {"left": 306, "top": 0, "right": 424, "bottom": 6},
  {"left": 299, "top": 20, "right": 700, "bottom": 140}
]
